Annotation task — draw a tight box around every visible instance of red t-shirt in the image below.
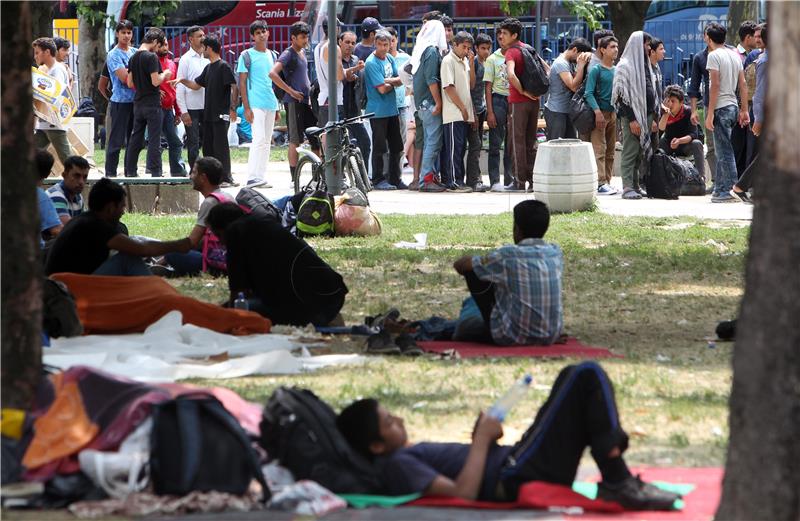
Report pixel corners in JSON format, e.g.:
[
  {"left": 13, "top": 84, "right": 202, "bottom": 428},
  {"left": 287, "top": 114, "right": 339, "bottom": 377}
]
[{"left": 505, "top": 44, "right": 529, "bottom": 104}]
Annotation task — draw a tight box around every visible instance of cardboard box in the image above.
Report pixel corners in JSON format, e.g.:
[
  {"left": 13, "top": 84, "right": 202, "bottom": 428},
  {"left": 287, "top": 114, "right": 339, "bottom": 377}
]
[{"left": 32, "top": 66, "right": 76, "bottom": 129}]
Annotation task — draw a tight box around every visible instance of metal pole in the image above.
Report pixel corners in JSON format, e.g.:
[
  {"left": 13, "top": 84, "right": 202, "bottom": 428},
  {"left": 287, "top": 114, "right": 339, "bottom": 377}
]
[
  {"left": 324, "top": 0, "right": 341, "bottom": 195},
  {"left": 534, "top": 0, "right": 542, "bottom": 56}
]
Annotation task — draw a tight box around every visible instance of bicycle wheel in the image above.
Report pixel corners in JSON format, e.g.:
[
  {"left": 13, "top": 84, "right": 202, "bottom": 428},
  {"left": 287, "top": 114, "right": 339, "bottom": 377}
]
[
  {"left": 345, "top": 154, "right": 370, "bottom": 204},
  {"left": 294, "top": 154, "right": 320, "bottom": 194},
  {"left": 351, "top": 148, "right": 372, "bottom": 192}
]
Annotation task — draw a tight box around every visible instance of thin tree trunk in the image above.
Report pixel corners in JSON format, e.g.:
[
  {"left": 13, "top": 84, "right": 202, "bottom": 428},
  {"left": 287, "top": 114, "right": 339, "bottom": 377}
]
[
  {"left": 725, "top": 0, "right": 759, "bottom": 46},
  {"left": 1, "top": 2, "right": 43, "bottom": 409},
  {"left": 78, "top": 16, "right": 108, "bottom": 116},
  {"left": 29, "top": 0, "right": 54, "bottom": 38},
  {"left": 608, "top": 1, "right": 651, "bottom": 57},
  {"left": 715, "top": 2, "right": 800, "bottom": 520}
]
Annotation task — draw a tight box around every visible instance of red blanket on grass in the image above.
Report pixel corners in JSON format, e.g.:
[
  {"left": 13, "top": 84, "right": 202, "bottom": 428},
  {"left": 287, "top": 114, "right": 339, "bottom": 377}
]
[
  {"left": 408, "top": 467, "right": 722, "bottom": 520},
  {"left": 418, "top": 337, "right": 622, "bottom": 359}
]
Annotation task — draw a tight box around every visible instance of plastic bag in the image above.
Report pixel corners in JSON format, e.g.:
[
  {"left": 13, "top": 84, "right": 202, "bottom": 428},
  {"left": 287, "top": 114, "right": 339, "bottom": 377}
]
[{"left": 333, "top": 194, "right": 381, "bottom": 236}]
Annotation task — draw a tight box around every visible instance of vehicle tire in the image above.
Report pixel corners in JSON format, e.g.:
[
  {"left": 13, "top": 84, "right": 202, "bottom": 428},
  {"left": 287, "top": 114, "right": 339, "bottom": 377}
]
[{"left": 294, "top": 154, "right": 320, "bottom": 194}]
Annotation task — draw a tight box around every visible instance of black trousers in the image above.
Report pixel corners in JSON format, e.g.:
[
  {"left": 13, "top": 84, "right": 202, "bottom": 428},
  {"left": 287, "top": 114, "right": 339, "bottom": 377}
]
[
  {"left": 464, "top": 270, "right": 495, "bottom": 329},
  {"left": 185, "top": 109, "right": 204, "bottom": 170},
  {"left": 499, "top": 362, "right": 629, "bottom": 499},
  {"left": 370, "top": 116, "right": 403, "bottom": 185},
  {"left": 737, "top": 152, "right": 759, "bottom": 192},
  {"left": 202, "top": 119, "right": 232, "bottom": 182},
  {"left": 125, "top": 103, "right": 163, "bottom": 177},
  {"left": 105, "top": 101, "right": 133, "bottom": 177}
]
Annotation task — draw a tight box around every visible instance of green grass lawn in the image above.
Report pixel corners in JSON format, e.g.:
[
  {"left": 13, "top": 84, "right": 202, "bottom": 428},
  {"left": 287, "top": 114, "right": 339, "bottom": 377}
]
[
  {"left": 92, "top": 146, "right": 288, "bottom": 169},
  {"left": 122, "top": 211, "right": 749, "bottom": 467}
]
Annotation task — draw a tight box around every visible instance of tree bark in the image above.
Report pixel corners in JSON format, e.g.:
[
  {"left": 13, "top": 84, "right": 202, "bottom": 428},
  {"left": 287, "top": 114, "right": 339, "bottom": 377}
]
[
  {"left": 29, "top": 0, "right": 54, "bottom": 38},
  {"left": 1, "top": 1, "right": 43, "bottom": 409},
  {"left": 78, "top": 16, "right": 108, "bottom": 115},
  {"left": 608, "top": 1, "right": 651, "bottom": 57},
  {"left": 715, "top": 2, "right": 800, "bottom": 520},
  {"left": 725, "top": 0, "right": 759, "bottom": 46}
]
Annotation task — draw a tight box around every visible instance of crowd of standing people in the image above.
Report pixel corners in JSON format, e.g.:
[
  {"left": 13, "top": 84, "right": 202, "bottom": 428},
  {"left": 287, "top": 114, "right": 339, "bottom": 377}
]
[{"left": 33, "top": 13, "right": 767, "bottom": 205}]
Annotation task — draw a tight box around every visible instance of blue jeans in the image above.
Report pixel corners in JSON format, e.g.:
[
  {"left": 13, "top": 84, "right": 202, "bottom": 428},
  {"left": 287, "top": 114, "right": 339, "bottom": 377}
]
[
  {"left": 488, "top": 94, "right": 512, "bottom": 186},
  {"left": 92, "top": 253, "right": 152, "bottom": 276},
  {"left": 162, "top": 108, "right": 186, "bottom": 175},
  {"left": 712, "top": 105, "right": 739, "bottom": 194},
  {"left": 441, "top": 121, "right": 468, "bottom": 186},
  {"left": 164, "top": 250, "right": 203, "bottom": 276},
  {"left": 417, "top": 100, "right": 443, "bottom": 179}
]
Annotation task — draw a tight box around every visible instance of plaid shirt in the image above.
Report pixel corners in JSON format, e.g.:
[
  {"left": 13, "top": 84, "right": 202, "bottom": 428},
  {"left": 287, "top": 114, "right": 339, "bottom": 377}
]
[{"left": 472, "top": 238, "right": 563, "bottom": 345}]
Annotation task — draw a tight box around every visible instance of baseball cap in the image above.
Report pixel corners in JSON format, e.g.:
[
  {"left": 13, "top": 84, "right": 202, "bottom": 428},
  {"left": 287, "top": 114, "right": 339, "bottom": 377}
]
[{"left": 361, "top": 17, "right": 382, "bottom": 33}]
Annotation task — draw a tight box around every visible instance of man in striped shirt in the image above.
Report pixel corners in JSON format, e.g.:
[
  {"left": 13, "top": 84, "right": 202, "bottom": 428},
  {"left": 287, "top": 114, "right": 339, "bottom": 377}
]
[
  {"left": 454, "top": 200, "right": 563, "bottom": 345},
  {"left": 47, "top": 155, "right": 89, "bottom": 224}
]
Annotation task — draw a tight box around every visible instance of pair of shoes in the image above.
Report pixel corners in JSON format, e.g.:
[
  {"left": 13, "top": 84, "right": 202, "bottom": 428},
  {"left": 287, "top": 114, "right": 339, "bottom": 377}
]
[
  {"left": 147, "top": 263, "right": 177, "bottom": 278},
  {"left": 489, "top": 182, "right": 505, "bottom": 192},
  {"left": 364, "top": 330, "right": 423, "bottom": 356},
  {"left": 394, "top": 180, "right": 409, "bottom": 190},
  {"left": 635, "top": 187, "right": 647, "bottom": 197},
  {"left": 374, "top": 180, "right": 398, "bottom": 190},
  {"left": 731, "top": 190, "right": 753, "bottom": 204},
  {"left": 420, "top": 181, "right": 447, "bottom": 192},
  {"left": 446, "top": 184, "right": 473, "bottom": 193},
  {"left": 408, "top": 181, "right": 420, "bottom": 191},
  {"left": 597, "top": 475, "right": 681, "bottom": 511},
  {"left": 622, "top": 189, "right": 642, "bottom": 200},
  {"left": 220, "top": 180, "right": 240, "bottom": 188},
  {"left": 597, "top": 184, "right": 619, "bottom": 195},
  {"left": 504, "top": 182, "right": 526, "bottom": 193},
  {"left": 365, "top": 308, "right": 401, "bottom": 330},
  {"left": 711, "top": 193, "right": 738, "bottom": 203},
  {"left": 470, "top": 182, "right": 489, "bottom": 193},
  {"left": 394, "top": 333, "right": 423, "bottom": 356},
  {"left": 246, "top": 179, "right": 272, "bottom": 188}
]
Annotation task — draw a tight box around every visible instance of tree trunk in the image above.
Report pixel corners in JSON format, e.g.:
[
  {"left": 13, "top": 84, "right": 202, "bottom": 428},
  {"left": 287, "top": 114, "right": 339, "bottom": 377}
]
[
  {"left": 79, "top": 16, "right": 108, "bottom": 115},
  {"left": 29, "top": 0, "right": 54, "bottom": 38},
  {"left": 608, "top": 1, "right": 651, "bottom": 57},
  {"left": 725, "top": 0, "right": 759, "bottom": 46},
  {"left": 715, "top": 2, "right": 800, "bottom": 520},
  {"left": 1, "top": 1, "right": 43, "bottom": 409}
]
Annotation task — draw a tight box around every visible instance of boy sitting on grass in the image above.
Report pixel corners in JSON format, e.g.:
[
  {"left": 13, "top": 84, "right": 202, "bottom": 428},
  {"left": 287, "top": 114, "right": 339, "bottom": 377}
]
[
  {"left": 452, "top": 200, "right": 563, "bottom": 345},
  {"left": 337, "top": 361, "right": 681, "bottom": 510}
]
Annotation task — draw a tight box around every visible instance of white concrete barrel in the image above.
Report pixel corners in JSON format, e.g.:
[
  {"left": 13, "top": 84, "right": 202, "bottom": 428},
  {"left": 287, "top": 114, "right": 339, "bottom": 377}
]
[{"left": 532, "top": 138, "right": 596, "bottom": 213}]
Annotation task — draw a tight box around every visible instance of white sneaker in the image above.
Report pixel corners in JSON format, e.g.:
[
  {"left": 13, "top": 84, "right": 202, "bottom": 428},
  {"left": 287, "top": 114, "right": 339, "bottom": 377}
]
[
  {"left": 597, "top": 184, "right": 619, "bottom": 195},
  {"left": 489, "top": 182, "right": 505, "bottom": 192},
  {"left": 246, "top": 179, "right": 272, "bottom": 189}
]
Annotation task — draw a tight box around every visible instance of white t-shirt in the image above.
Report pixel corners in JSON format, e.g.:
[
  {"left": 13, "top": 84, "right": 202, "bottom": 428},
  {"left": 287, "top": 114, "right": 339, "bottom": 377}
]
[
  {"left": 706, "top": 47, "right": 742, "bottom": 110},
  {"left": 35, "top": 62, "right": 70, "bottom": 131},
  {"left": 314, "top": 41, "right": 344, "bottom": 107}
]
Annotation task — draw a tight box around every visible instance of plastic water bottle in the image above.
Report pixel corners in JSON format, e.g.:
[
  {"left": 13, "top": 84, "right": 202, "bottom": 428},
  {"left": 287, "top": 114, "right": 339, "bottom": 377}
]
[
  {"left": 233, "top": 292, "right": 249, "bottom": 311},
  {"left": 487, "top": 374, "right": 533, "bottom": 422}
]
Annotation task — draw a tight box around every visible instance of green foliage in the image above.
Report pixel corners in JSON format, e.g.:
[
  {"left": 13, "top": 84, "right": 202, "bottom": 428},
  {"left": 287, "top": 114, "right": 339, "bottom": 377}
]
[
  {"left": 563, "top": 0, "right": 606, "bottom": 30},
  {"left": 73, "top": 1, "right": 109, "bottom": 27},
  {"left": 499, "top": 0, "right": 537, "bottom": 17},
  {"left": 71, "top": 0, "right": 180, "bottom": 27}
]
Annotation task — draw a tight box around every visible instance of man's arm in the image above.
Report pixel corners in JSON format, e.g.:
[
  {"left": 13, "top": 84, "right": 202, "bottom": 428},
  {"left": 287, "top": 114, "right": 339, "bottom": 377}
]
[
  {"left": 376, "top": 77, "right": 403, "bottom": 94},
  {"left": 424, "top": 413, "right": 502, "bottom": 500},
  {"left": 485, "top": 81, "right": 496, "bottom": 127},
  {"left": 107, "top": 234, "right": 191, "bottom": 257},
  {"left": 705, "top": 69, "right": 720, "bottom": 130},
  {"left": 239, "top": 70, "right": 252, "bottom": 123},
  {"left": 187, "top": 225, "right": 206, "bottom": 249},
  {"left": 229, "top": 82, "right": 239, "bottom": 122},
  {"left": 322, "top": 44, "right": 345, "bottom": 81},
  {"left": 506, "top": 58, "right": 537, "bottom": 102},
  {"left": 176, "top": 56, "right": 190, "bottom": 115},
  {"left": 269, "top": 60, "right": 304, "bottom": 102},
  {"left": 453, "top": 255, "right": 473, "bottom": 275},
  {"left": 443, "top": 85, "right": 469, "bottom": 121},
  {"left": 98, "top": 75, "right": 110, "bottom": 100},
  {"left": 737, "top": 69, "right": 750, "bottom": 127}
]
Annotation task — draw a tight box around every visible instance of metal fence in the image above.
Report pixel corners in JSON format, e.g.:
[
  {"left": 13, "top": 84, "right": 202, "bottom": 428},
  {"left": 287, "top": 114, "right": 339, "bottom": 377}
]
[{"left": 55, "top": 18, "right": 722, "bottom": 100}]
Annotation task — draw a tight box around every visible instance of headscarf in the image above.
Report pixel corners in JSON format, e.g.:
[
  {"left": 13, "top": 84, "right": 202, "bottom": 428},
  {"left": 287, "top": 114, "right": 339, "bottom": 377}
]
[
  {"left": 612, "top": 31, "right": 650, "bottom": 151},
  {"left": 409, "top": 20, "right": 448, "bottom": 74}
]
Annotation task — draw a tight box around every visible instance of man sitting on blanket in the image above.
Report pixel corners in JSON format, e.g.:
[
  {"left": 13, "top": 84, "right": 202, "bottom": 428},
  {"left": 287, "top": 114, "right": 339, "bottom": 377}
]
[
  {"left": 206, "top": 202, "right": 348, "bottom": 326},
  {"left": 453, "top": 200, "right": 563, "bottom": 345},
  {"left": 46, "top": 178, "right": 191, "bottom": 276},
  {"left": 337, "top": 361, "right": 680, "bottom": 510}
]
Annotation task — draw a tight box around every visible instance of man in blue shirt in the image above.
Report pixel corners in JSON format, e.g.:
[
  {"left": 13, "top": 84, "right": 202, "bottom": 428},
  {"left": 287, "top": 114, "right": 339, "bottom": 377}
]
[
  {"left": 454, "top": 200, "right": 563, "bottom": 346},
  {"left": 36, "top": 150, "right": 63, "bottom": 249},
  {"left": 237, "top": 20, "right": 281, "bottom": 188},
  {"left": 364, "top": 30, "right": 405, "bottom": 190},
  {"left": 337, "top": 361, "right": 681, "bottom": 510},
  {"left": 104, "top": 20, "right": 136, "bottom": 177}
]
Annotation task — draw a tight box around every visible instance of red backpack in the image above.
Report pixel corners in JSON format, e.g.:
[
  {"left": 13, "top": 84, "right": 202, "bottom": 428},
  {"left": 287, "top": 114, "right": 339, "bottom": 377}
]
[{"left": 201, "top": 192, "right": 234, "bottom": 273}]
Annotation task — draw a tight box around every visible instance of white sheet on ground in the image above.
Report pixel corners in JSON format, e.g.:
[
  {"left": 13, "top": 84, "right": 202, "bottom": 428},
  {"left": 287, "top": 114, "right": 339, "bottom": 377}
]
[{"left": 44, "top": 311, "right": 367, "bottom": 382}]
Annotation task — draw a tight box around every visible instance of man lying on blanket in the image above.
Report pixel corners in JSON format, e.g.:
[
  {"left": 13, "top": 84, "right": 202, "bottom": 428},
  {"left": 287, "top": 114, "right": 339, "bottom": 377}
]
[
  {"left": 338, "top": 361, "right": 680, "bottom": 510},
  {"left": 453, "top": 200, "right": 563, "bottom": 345}
]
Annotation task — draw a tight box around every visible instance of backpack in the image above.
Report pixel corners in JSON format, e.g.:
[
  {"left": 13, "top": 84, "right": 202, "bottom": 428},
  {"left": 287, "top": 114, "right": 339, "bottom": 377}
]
[
  {"left": 515, "top": 43, "right": 550, "bottom": 97},
  {"left": 679, "top": 160, "right": 705, "bottom": 196},
  {"left": 354, "top": 69, "right": 368, "bottom": 111},
  {"left": 309, "top": 78, "right": 320, "bottom": 117},
  {"left": 42, "top": 278, "right": 83, "bottom": 338},
  {"left": 646, "top": 149, "right": 686, "bottom": 199},
  {"left": 296, "top": 177, "right": 335, "bottom": 237},
  {"left": 235, "top": 187, "right": 282, "bottom": 222},
  {"left": 242, "top": 48, "right": 289, "bottom": 102},
  {"left": 201, "top": 192, "right": 235, "bottom": 272},
  {"left": 259, "top": 387, "right": 381, "bottom": 494},
  {"left": 569, "top": 79, "right": 595, "bottom": 134},
  {"left": 150, "top": 396, "right": 270, "bottom": 500}
]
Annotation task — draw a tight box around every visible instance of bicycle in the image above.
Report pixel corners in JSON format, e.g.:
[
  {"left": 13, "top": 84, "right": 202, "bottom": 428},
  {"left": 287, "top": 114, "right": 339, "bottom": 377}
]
[{"left": 294, "top": 113, "right": 374, "bottom": 198}]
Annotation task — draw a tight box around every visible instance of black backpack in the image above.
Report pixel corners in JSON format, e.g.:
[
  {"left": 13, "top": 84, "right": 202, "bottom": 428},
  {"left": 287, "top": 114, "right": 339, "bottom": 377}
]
[
  {"left": 516, "top": 43, "right": 550, "bottom": 97},
  {"left": 569, "top": 79, "right": 594, "bottom": 134},
  {"left": 150, "top": 396, "right": 270, "bottom": 501},
  {"left": 260, "top": 387, "right": 381, "bottom": 494},
  {"left": 43, "top": 278, "right": 83, "bottom": 338},
  {"left": 646, "top": 149, "right": 686, "bottom": 199},
  {"left": 295, "top": 177, "right": 335, "bottom": 237},
  {"left": 354, "top": 69, "right": 368, "bottom": 111},
  {"left": 309, "top": 78, "right": 321, "bottom": 117},
  {"left": 235, "top": 187, "right": 282, "bottom": 222},
  {"left": 679, "top": 160, "right": 705, "bottom": 196}
]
